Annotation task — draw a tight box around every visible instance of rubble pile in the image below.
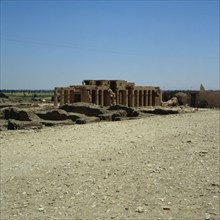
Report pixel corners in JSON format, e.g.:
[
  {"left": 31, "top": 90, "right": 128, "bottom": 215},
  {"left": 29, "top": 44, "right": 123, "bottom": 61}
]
[{"left": 0, "top": 101, "right": 197, "bottom": 130}]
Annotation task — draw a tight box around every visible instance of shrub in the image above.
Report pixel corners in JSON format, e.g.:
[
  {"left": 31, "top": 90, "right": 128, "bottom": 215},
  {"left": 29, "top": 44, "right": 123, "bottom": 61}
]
[
  {"left": 199, "top": 100, "right": 208, "bottom": 108},
  {"left": 0, "top": 92, "right": 9, "bottom": 99}
]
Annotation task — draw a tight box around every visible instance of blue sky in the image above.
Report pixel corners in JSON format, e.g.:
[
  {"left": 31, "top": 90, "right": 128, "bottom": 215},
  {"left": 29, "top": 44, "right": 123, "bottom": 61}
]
[{"left": 1, "top": 0, "right": 219, "bottom": 90}]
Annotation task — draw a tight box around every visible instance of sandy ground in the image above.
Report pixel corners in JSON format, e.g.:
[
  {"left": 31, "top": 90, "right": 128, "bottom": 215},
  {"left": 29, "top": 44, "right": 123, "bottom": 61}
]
[{"left": 0, "top": 109, "right": 219, "bottom": 220}]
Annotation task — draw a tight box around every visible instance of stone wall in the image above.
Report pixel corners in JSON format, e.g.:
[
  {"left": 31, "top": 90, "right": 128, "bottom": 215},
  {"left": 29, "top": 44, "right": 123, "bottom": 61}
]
[{"left": 197, "top": 91, "right": 220, "bottom": 108}]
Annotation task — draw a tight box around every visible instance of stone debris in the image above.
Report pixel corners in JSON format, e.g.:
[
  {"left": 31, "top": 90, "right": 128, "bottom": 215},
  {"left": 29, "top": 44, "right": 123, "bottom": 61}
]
[
  {"left": 1, "top": 100, "right": 199, "bottom": 130},
  {"left": 199, "top": 150, "right": 208, "bottom": 156},
  {"left": 0, "top": 109, "right": 219, "bottom": 219},
  {"left": 38, "top": 205, "right": 45, "bottom": 212},
  {"left": 142, "top": 108, "right": 179, "bottom": 115},
  {"left": 60, "top": 102, "right": 109, "bottom": 117},
  {"left": 8, "top": 119, "right": 43, "bottom": 130},
  {"left": 3, "top": 107, "right": 40, "bottom": 121},
  {"left": 205, "top": 213, "right": 211, "bottom": 220},
  {"left": 36, "top": 109, "right": 69, "bottom": 121},
  {"left": 162, "top": 206, "right": 171, "bottom": 210},
  {"left": 164, "top": 97, "right": 179, "bottom": 107},
  {"left": 135, "top": 206, "right": 144, "bottom": 213}
]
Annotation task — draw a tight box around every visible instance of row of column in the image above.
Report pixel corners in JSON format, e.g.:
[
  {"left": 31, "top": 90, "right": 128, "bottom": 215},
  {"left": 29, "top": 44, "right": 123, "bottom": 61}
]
[
  {"left": 91, "top": 89, "right": 111, "bottom": 106},
  {"left": 54, "top": 88, "right": 157, "bottom": 107},
  {"left": 91, "top": 89, "right": 155, "bottom": 107},
  {"left": 54, "top": 89, "right": 111, "bottom": 106},
  {"left": 116, "top": 89, "right": 155, "bottom": 107}
]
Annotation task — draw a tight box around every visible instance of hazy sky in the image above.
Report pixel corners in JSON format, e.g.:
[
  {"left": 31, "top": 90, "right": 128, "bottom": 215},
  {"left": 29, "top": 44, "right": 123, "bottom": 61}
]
[{"left": 1, "top": 0, "right": 219, "bottom": 90}]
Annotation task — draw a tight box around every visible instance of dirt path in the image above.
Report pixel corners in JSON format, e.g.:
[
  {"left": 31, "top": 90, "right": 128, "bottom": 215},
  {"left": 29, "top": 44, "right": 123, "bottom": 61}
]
[{"left": 1, "top": 109, "right": 219, "bottom": 219}]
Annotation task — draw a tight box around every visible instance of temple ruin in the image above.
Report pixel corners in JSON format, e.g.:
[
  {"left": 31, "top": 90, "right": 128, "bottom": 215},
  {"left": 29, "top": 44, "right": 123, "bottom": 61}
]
[
  {"left": 178, "top": 84, "right": 220, "bottom": 108},
  {"left": 54, "top": 80, "right": 162, "bottom": 107}
]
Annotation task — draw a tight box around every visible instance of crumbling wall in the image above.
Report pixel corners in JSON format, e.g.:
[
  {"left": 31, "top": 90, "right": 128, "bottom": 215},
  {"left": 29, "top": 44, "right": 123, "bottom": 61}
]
[{"left": 198, "top": 91, "right": 220, "bottom": 108}]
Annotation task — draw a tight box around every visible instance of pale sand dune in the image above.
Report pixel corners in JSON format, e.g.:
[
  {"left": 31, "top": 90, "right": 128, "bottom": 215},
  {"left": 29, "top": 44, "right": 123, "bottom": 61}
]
[{"left": 1, "top": 109, "right": 219, "bottom": 219}]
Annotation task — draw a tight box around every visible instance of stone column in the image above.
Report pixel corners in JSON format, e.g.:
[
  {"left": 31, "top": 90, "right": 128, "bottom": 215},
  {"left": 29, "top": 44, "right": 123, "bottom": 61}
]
[
  {"left": 119, "top": 91, "right": 123, "bottom": 105},
  {"left": 122, "top": 90, "right": 128, "bottom": 106},
  {"left": 96, "top": 89, "right": 99, "bottom": 105},
  {"left": 141, "top": 90, "right": 144, "bottom": 107},
  {"left": 152, "top": 90, "right": 156, "bottom": 106},
  {"left": 54, "top": 88, "right": 58, "bottom": 106},
  {"left": 67, "top": 90, "right": 70, "bottom": 104},
  {"left": 131, "top": 90, "right": 134, "bottom": 107},
  {"left": 115, "top": 90, "right": 119, "bottom": 105},
  {"left": 139, "top": 90, "right": 143, "bottom": 107},
  {"left": 136, "top": 90, "right": 139, "bottom": 107},
  {"left": 106, "top": 90, "right": 112, "bottom": 106},
  {"left": 134, "top": 90, "right": 137, "bottom": 107},
  {"left": 64, "top": 90, "right": 69, "bottom": 104},
  {"left": 144, "top": 90, "right": 148, "bottom": 106},
  {"left": 100, "top": 90, "right": 104, "bottom": 106},
  {"left": 148, "top": 90, "right": 152, "bottom": 106},
  {"left": 60, "top": 88, "right": 64, "bottom": 106},
  {"left": 126, "top": 90, "right": 129, "bottom": 106},
  {"left": 70, "top": 90, "right": 74, "bottom": 103}
]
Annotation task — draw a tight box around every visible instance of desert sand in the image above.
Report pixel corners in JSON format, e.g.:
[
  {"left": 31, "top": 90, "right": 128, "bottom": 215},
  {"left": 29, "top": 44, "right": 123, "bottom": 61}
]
[{"left": 0, "top": 109, "right": 219, "bottom": 219}]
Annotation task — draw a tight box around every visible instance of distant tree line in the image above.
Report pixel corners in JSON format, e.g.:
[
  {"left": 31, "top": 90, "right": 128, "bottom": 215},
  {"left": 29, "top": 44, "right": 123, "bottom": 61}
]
[
  {"left": 0, "top": 89, "right": 53, "bottom": 93},
  {"left": 162, "top": 90, "right": 191, "bottom": 102}
]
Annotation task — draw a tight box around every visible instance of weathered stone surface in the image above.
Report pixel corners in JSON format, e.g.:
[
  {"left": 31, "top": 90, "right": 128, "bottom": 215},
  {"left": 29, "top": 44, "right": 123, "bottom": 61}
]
[
  {"left": 3, "top": 107, "right": 40, "bottom": 121},
  {"left": 162, "top": 97, "right": 179, "bottom": 107},
  {"left": 181, "top": 107, "right": 198, "bottom": 113},
  {"left": 107, "top": 105, "right": 139, "bottom": 117},
  {"left": 132, "top": 110, "right": 140, "bottom": 117},
  {"left": 86, "top": 116, "right": 100, "bottom": 124},
  {"left": 75, "top": 116, "right": 100, "bottom": 124},
  {"left": 2, "top": 105, "right": 102, "bottom": 130},
  {"left": 0, "top": 119, "right": 8, "bottom": 131},
  {"left": 141, "top": 106, "right": 196, "bottom": 115},
  {"left": 98, "top": 110, "right": 127, "bottom": 121},
  {"left": 3, "top": 108, "right": 20, "bottom": 120},
  {"left": 175, "top": 92, "right": 189, "bottom": 105},
  {"left": 75, "top": 118, "right": 86, "bottom": 124},
  {"left": 67, "top": 113, "right": 85, "bottom": 122},
  {"left": 60, "top": 103, "right": 108, "bottom": 117},
  {"left": 137, "top": 112, "right": 155, "bottom": 118},
  {"left": 98, "top": 113, "right": 113, "bottom": 121},
  {"left": 111, "top": 110, "right": 127, "bottom": 118},
  {"left": 8, "top": 119, "right": 43, "bottom": 130},
  {"left": 40, "top": 119, "right": 74, "bottom": 127},
  {"left": 36, "top": 109, "right": 69, "bottom": 121},
  {"left": 141, "top": 108, "right": 179, "bottom": 115},
  {"left": 113, "top": 117, "right": 122, "bottom": 121}
]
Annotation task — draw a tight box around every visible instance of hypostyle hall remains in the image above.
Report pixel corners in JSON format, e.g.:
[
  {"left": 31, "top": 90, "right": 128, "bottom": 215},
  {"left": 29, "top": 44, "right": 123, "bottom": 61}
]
[{"left": 54, "top": 80, "right": 162, "bottom": 107}]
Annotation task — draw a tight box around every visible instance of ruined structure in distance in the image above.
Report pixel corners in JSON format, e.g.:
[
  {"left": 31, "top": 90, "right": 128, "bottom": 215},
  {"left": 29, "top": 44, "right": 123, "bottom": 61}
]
[{"left": 54, "top": 80, "right": 162, "bottom": 107}]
